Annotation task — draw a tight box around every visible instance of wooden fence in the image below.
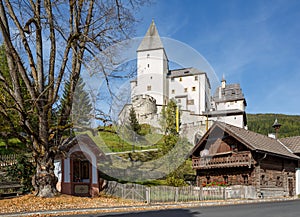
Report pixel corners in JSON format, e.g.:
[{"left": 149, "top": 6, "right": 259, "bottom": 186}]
[
  {"left": 103, "top": 181, "right": 257, "bottom": 203},
  {"left": 0, "top": 154, "right": 19, "bottom": 168}
]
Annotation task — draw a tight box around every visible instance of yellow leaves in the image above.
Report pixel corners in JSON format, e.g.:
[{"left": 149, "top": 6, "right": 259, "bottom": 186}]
[{"left": 0, "top": 193, "right": 142, "bottom": 214}]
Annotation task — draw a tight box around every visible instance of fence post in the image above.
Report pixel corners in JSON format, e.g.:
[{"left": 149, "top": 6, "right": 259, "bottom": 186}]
[
  {"left": 175, "top": 187, "right": 179, "bottom": 202},
  {"left": 199, "top": 186, "right": 203, "bottom": 201},
  {"left": 146, "top": 187, "right": 151, "bottom": 204}
]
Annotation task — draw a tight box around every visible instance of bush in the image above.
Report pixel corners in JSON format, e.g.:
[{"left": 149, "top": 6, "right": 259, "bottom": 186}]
[
  {"left": 165, "top": 176, "right": 187, "bottom": 187},
  {"left": 6, "top": 155, "right": 35, "bottom": 192}
]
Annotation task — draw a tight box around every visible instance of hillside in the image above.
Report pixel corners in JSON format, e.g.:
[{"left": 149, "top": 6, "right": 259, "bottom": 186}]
[{"left": 247, "top": 113, "right": 300, "bottom": 138}]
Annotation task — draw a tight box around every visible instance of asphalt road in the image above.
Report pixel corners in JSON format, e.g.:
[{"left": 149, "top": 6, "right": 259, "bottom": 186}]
[{"left": 69, "top": 200, "right": 300, "bottom": 217}]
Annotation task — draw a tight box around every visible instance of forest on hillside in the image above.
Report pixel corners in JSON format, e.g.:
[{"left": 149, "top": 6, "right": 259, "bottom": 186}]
[{"left": 247, "top": 113, "right": 300, "bottom": 138}]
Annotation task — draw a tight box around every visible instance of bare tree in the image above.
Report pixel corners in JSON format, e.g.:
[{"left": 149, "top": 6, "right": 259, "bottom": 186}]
[{"left": 0, "top": 0, "right": 146, "bottom": 197}]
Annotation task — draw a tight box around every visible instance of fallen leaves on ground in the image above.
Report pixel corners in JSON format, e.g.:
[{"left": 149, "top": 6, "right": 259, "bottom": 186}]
[{"left": 0, "top": 193, "right": 144, "bottom": 214}]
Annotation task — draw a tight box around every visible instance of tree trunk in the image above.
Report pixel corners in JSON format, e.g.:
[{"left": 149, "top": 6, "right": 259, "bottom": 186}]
[{"left": 32, "top": 154, "right": 58, "bottom": 198}]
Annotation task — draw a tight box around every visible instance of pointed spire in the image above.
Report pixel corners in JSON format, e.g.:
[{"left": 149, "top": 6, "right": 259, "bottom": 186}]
[{"left": 137, "top": 20, "right": 164, "bottom": 52}]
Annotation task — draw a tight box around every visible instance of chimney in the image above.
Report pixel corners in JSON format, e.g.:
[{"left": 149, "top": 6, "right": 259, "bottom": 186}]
[{"left": 272, "top": 118, "right": 282, "bottom": 139}]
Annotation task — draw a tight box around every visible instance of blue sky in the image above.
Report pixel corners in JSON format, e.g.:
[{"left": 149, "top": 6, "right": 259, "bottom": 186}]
[{"left": 135, "top": 0, "right": 300, "bottom": 115}]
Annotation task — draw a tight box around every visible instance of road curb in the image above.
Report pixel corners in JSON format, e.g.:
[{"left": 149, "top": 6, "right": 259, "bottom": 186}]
[{"left": 1, "top": 197, "right": 298, "bottom": 216}]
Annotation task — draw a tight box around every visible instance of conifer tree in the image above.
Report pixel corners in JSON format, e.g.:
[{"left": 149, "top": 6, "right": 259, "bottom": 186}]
[
  {"left": 162, "top": 100, "right": 179, "bottom": 154},
  {"left": 129, "top": 106, "right": 141, "bottom": 134},
  {"left": 61, "top": 77, "right": 93, "bottom": 131}
]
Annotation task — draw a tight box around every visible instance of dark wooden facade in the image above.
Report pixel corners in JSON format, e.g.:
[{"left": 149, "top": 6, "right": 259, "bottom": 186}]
[{"left": 191, "top": 122, "right": 300, "bottom": 197}]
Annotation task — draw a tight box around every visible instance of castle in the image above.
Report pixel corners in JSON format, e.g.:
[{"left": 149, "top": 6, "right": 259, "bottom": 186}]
[{"left": 119, "top": 21, "right": 247, "bottom": 144}]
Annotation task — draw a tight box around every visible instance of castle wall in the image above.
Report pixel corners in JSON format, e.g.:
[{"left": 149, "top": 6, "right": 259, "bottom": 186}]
[{"left": 209, "top": 114, "right": 245, "bottom": 128}]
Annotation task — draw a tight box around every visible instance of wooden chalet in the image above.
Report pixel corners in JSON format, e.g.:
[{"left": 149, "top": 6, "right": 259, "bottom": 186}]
[
  {"left": 191, "top": 122, "right": 300, "bottom": 197},
  {"left": 279, "top": 136, "right": 300, "bottom": 195}
]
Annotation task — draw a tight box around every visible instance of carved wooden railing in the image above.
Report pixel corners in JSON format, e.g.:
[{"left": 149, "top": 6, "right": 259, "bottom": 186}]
[{"left": 192, "top": 151, "right": 253, "bottom": 169}]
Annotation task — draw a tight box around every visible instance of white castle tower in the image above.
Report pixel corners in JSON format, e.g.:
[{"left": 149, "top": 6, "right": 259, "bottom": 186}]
[{"left": 131, "top": 20, "right": 169, "bottom": 106}]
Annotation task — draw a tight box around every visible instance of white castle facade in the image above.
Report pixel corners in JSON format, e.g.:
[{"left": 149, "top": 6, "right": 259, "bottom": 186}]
[{"left": 119, "top": 21, "right": 247, "bottom": 144}]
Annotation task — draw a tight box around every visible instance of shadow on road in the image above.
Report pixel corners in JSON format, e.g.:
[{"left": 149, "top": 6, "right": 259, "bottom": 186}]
[{"left": 95, "top": 209, "right": 201, "bottom": 217}]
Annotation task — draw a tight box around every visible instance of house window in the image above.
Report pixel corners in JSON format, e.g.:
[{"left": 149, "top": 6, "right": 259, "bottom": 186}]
[
  {"left": 260, "top": 175, "right": 265, "bottom": 186},
  {"left": 171, "top": 89, "right": 175, "bottom": 94},
  {"left": 195, "top": 76, "right": 198, "bottom": 81},
  {"left": 276, "top": 176, "right": 282, "bottom": 187},
  {"left": 147, "top": 85, "right": 151, "bottom": 91},
  {"left": 184, "top": 88, "right": 188, "bottom": 92},
  {"left": 223, "top": 175, "right": 228, "bottom": 184},
  {"left": 179, "top": 77, "right": 182, "bottom": 82},
  {"left": 242, "top": 175, "right": 248, "bottom": 184},
  {"left": 192, "top": 87, "right": 196, "bottom": 91},
  {"left": 73, "top": 159, "right": 90, "bottom": 182},
  {"left": 206, "top": 176, "right": 211, "bottom": 184},
  {"left": 187, "top": 99, "right": 194, "bottom": 105}
]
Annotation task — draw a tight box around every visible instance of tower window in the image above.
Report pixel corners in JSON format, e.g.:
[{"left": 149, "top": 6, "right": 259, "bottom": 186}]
[
  {"left": 177, "top": 99, "right": 181, "bottom": 103},
  {"left": 184, "top": 88, "right": 188, "bottom": 92},
  {"left": 179, "top": 77, "right": 182, "bottom": 82},
  {"left": 147, "top": 54, "right": 150, "bottom": 58},
  {"left": 147, "top": 85, "right": 151, "bottom": 91},
  {"left": 171, "top": 78, "right": 174, "bottom": 81},
  {"left": 187, "top": 99, "right": 194, "bottom": 105},
  {"left": 195, "top": 76, "right": 198, "bottom": 81},
  {"left": 192, "top": 87, "right": 196, "bottom": 91},
  {"left": 171, "top": 89, "right": 175, "bottom": 94},
  {"left": 147, "top": 64, "right": 150, "bottom": 68}
]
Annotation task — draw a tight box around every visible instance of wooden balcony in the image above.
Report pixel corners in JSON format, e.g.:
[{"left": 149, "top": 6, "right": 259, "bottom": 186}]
[{"left": 192, "top": 151, "right": 253, "bottom": 169}]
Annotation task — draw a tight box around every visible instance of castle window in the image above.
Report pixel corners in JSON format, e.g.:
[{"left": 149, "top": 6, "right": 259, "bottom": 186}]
[
  {"left": 195, "top": 76, "right": 198, "bottom": 81},
  {"left": 184, "top": 88, "right": 188, "bottom": 92},
  {"left": 187, "top": 99, "right": 194, "bottom": 105},
  {"left": 177, "top": 99, "right": 181, "bottom": 103},
  {"left": 171, "top": 78, "right": 174, "bottom": 81},
  {"left": 147, "top": 85, "right": 151, "bottom": 91},
  {"left": 147, "top": 54, "right": 150, "bottom": 58},
  {"left": 171, "top": 89, "right": 175, "bottom": 94},
  {"left": 179, "top": 77, "right": 182, "bottom": 82},
  {"left": 147, "top": 64, "right": 150, "bottom": 68},
  {"left": 192, "top": 87, "right": 196, "bottom": 91},
  {"left": 150, "top": 76, "right": 152, "bottom": 79}
]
